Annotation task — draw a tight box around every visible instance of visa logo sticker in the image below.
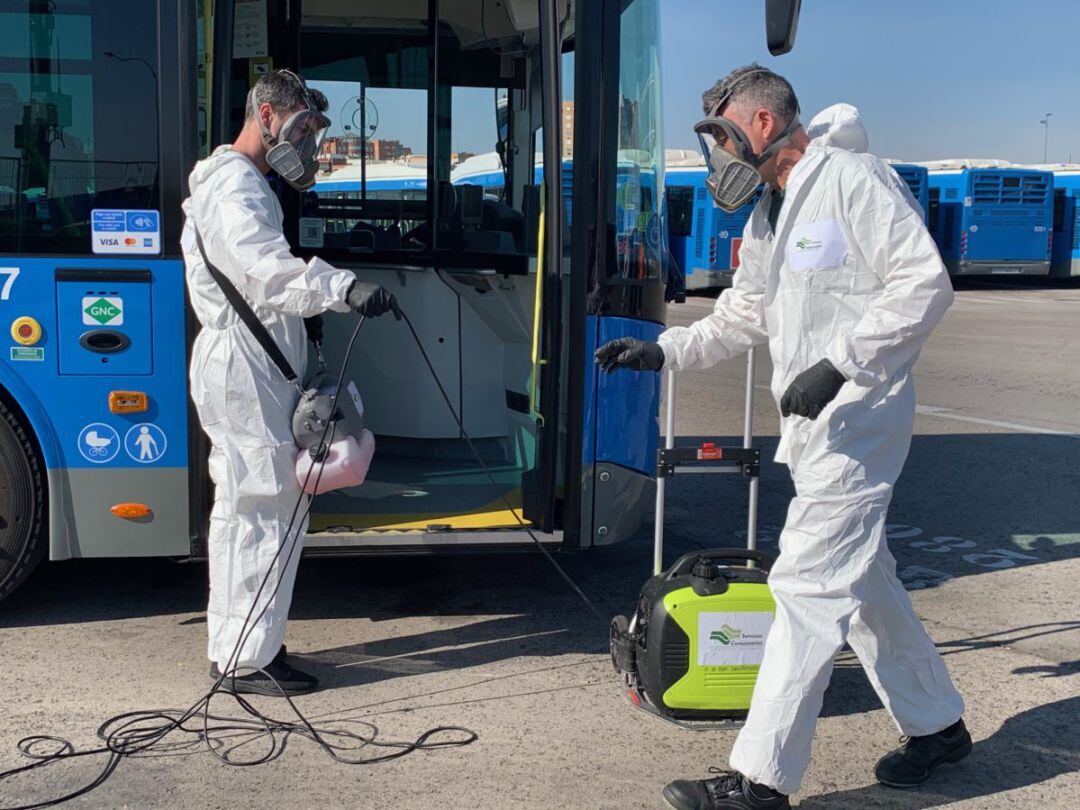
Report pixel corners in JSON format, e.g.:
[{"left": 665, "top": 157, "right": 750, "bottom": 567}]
[{"left": 92, "top": 209, "right": 160, "bottom": 255}]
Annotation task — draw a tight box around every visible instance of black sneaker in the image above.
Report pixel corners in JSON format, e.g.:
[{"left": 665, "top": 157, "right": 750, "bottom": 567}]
[
  {"left": 663, "top": 769, "right": 790, "bottom": 810},
  {"left": 875, "top": 718, "right": 972, "bottom": 788},
  {"left": 209, "top": 646, "right": 319, "bottom": 697}
]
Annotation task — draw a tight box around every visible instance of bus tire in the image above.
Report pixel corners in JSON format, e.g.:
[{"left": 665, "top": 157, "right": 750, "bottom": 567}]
[{"left": 0, "top": 400, "right": 46, "bottom": 602}]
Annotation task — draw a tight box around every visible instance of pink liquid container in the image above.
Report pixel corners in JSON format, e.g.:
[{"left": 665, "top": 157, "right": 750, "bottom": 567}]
[{"left": 295, "top": 428, "right": 375, "bottom": 495}]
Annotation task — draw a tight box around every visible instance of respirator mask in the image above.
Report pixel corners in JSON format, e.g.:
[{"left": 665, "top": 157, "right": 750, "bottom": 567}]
[
  {"left": 693, "top": 69, "right": 801, "bottom": 212},
  {"left": 254, "top": 71, "right": 331, "bottom": 191}
]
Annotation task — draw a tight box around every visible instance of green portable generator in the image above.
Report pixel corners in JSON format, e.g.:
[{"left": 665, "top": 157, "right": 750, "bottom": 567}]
[{"left": 611, "top": 547, "right": 776, "bottom": 722}]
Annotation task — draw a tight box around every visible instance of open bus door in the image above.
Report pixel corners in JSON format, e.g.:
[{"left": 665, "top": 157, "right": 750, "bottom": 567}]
[{"left": 205, "top": 0, "right": 576, "bottom": 550}]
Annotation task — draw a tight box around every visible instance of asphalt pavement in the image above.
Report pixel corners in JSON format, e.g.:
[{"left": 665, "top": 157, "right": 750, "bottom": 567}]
[{"left": 1, "top": 283, "right": 1078, "bottom": 808}]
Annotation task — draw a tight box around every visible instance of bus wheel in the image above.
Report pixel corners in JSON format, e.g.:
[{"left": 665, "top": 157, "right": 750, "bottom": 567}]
[{"left": 0, "top": 400, "right": 46, "bottom": 602}]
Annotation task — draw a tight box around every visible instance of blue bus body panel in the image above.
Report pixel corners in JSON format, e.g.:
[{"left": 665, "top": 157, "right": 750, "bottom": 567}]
[
  {"left": 929, "top": 169, "right": 1052, "bottom": 273},
  {"left": 891, "top": 164, "right": 929, "bottom": 224},
  {"left": 0, "top": 257, "right": 189, "bottom": 471},
  {"left": 1050, "top": 173, "right": 1080, "bottom": 277},
  {"left": 928, "top": 172, "right": 966, "bottom": 262},
  {"left": 964, "top": 170, "right": 1052, "bottom": 262},
  {"left": 582, "top": 315, "right": 662, "bottom": 475}
]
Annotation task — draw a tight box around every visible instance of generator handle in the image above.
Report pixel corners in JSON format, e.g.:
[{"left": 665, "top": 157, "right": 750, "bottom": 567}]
[{"left": 665, "top": 547, "right": 777, "bottom": 579}]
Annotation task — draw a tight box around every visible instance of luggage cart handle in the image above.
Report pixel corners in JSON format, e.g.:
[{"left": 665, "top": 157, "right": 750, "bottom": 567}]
[
  {"left": 665, "top": 547, "right": 776, "bottom": 578},
  {"left": 652, "top": 351, "right": 761, "bottom": 576}
]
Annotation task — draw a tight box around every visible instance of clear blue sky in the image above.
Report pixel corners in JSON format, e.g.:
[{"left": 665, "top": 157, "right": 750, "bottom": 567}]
[
  {"left": 664, "top": 0, "right": 1080, "bottom": 164},
  {"left": 313, "top": 0, "right": 1080, "bottom": 164}
]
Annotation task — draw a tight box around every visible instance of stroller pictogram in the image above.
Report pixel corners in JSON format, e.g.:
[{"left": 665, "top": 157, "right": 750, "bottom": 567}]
[{"left": 84, "top": 431, "right": 113, "bottom": 457}]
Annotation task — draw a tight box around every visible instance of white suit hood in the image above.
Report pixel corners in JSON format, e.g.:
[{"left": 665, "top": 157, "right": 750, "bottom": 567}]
[
  {"left": 807, "top": 103, "right": 870, "bottom": 152},
  {"left": 807, "top": 103, "right": 924, "bottom": 218}
]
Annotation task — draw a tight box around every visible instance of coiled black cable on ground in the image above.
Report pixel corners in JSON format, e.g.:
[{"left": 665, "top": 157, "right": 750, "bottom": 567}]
[{"left": 0, "top": 304, "right": 604, "bottom": 809}]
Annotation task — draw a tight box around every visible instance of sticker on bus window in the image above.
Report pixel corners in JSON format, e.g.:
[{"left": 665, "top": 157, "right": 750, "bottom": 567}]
[
  {"left": 91, "top": 209, "right": 160, "bottom": 255},
  {"left": 299, "top": 217, "right": 325, "bottom": 248}
]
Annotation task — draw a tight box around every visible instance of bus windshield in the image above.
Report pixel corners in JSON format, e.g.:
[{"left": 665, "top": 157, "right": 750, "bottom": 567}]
[{"left": 0, "top": 0, "right": 159, "bottom": 255}]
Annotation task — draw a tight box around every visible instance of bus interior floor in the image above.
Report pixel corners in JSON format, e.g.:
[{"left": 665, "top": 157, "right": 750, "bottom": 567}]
[{"left": 307, "top": 444, "right": 530, "bottom": 532}]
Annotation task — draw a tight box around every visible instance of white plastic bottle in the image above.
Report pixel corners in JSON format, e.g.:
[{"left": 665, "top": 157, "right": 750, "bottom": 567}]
[{"left": 295, "top": 428, "right": 375, "bottom": 495}]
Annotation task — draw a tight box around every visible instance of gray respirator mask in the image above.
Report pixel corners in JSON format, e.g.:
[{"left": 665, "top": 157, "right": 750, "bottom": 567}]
[
  {"left": 693, "top": 71, "right": 801, "bottom": 212},
  {"left": 253, "top": 72, "right": 331, "bottom": 191}
]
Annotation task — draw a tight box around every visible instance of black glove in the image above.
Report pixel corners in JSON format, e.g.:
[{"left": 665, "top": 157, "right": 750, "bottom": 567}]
[
  {"left": 594, "top": 337, "right": 665, "bottom": 373},
  {"left": 303, "top": 314, "right": 324, "bottom": 345},
  {"left": 780, "top": 359, "right": 847, "bottom": 420},
  {"left": 346, "top": 281, "right": 401, "bottom": 320}
]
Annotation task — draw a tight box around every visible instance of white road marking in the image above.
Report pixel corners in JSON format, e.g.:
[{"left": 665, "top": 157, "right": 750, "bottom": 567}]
[
  {"left": 915, "top": 404, "right": 1080, "bottom": 436},
  {"left": 749, "top": 388, "right": 1077, "bottom": 436}
]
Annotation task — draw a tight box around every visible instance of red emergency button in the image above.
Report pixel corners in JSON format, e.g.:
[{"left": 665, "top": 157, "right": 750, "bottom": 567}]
[{"left": 10, "top": 316, "right": 42, "bottom": 346}]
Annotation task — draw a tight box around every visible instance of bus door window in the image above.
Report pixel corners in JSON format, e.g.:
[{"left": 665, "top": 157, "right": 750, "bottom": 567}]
[
  {"left": 306, "top": 75, "right": 429, "bottom": 251},
  {"left": 0, "top": 1, "right": 160, "bottom": 254},
  {"left": 614, "top": 0, "right": 665, "bottom": 285},
  {"left": 301, "top": 22, "right": 432, "bottom": 255}
]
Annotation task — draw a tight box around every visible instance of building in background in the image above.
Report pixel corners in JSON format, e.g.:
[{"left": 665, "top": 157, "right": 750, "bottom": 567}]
[{"left": 371, "top": 139, "right": 411, "bottom": 161}]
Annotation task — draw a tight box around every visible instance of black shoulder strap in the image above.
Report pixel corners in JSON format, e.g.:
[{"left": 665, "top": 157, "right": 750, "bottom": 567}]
[{"left": 193, "top": 228, "right": 298, "bottom": 384}]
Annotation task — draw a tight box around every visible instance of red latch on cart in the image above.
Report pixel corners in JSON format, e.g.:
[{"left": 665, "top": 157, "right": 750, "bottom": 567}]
[{"left": 697, "top": 443, "right": 723, "bottom": 461}]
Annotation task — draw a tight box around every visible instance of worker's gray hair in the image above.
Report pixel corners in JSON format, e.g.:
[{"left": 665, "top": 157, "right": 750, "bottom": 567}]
[
  {"left": 245, "top": 70, "right": 328, "bottom": 120},
  {"left": 702, "top": 64, "right": 799, "bottom": 125}
]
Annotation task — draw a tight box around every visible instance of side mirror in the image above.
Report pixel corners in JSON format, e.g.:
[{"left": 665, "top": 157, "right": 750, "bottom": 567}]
[{"left": 765, "top": 0, "right": 801, "bottom": 56}]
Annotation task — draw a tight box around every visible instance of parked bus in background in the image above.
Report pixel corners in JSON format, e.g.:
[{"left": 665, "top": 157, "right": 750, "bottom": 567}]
[
  {"left": 1033, "top": 165, "right": 1080, "bottom": 279},
  {"left": 889, "top": 163, "right": 930, "bottom": 225},
  {"left": 664, "top": 151, "right": 760, "bottom": 291},
  {"left": 926, "top": 162, "right": 1053, "bottom": 277}
]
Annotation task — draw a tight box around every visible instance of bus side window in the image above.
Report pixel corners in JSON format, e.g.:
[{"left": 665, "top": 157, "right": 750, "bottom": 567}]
[
  {"left": 0, "top": 1, "right": 160, "bottom": 255},
  {"left": 666, "top": 187, "right": 694, "bottom": 237}
]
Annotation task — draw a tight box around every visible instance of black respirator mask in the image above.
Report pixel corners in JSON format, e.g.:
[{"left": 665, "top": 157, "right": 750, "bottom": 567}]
[
  {"left": 252, "top": 71, "right": 331, "bottom": 191},
  {"left": 693, "top": 70, "right": 801, "bottom": 212}
]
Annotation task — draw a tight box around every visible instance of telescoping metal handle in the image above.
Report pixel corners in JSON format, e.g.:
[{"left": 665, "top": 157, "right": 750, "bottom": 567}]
[
  {"left": 653, "top": 368, "right": 678, "bottom": 575},
  {"left": 652, "top": 349, "right": 760, "bottom": 576},
  {"left": 665, "top": 547, "right": 777, "bottom": 579}
]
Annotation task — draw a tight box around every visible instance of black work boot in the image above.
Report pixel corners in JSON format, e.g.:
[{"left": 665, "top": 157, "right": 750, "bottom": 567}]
[
  {"left": 210, "top": 646, "right": 319, "bottom": 697},
  {"left": 663, "top": 769, "right": 790, "bottom": 810},
  {"left": 875, "top": 718, "right": 972, "bottom": 788}
]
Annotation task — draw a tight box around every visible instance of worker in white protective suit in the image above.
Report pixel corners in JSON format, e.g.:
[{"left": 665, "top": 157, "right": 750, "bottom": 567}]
[
  {"left": 596, "top": 66, "right": 969, "bottom": 809},
  {"left": 182, "top": 70, "right": 399, "bottom": 696}
]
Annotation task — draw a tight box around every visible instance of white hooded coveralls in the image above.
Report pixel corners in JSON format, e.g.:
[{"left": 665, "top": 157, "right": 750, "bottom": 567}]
[
  {"left": 658, "top": 108, "right": 964, "bottom": 795},
  {"left": 182, "top": 146, "right": 355, "bottom": 671}
]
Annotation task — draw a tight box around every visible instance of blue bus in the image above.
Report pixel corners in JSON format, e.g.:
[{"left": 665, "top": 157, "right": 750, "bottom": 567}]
[
  {"left": 890, "top": 163, "right": 929, "bottom": 224},
  {"left": 1049, "top": 169, "right": 1080, "bottom": 279},
  {"left": 927, "top": 168, "right": 1053, "bottom": 276},
  {"left": 664, "top": 165, "right": 759, "bottom": 290},
  {"left": 0, "top": 0, "right": 670, "bottom": 601}
]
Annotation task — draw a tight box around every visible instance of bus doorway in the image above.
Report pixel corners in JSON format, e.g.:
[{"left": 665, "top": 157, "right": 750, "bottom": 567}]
[{"left": 212, "top": 0, "right": 573, "bottom": 547}]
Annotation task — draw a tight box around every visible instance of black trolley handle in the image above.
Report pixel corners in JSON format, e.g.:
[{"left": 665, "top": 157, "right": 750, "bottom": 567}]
[{"left": 665, "top": 547, "right": 776, "bottom": 579}]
